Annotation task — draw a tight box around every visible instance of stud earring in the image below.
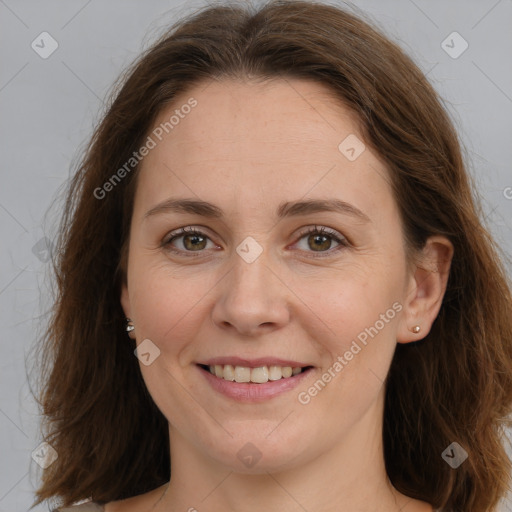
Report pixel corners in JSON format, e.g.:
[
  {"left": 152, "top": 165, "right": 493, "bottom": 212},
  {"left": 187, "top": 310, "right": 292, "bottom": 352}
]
[
  {"left": 126, "top": 318, "right": 135, "bottom": 333},
  {"left": 411, "top": 325, "right": 421, "bottom": 334}
]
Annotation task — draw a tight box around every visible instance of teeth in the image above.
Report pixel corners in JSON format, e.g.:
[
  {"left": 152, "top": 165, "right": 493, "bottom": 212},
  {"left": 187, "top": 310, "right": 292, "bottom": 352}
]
[
  {"left": 234, "top": 366, "right": 250, "bottom": 383},
  {"left": 207, "top": 364, "right": 304, "bottom": 383},
  {"left": 282, "top": 366, "right": 293, "bottom": 378},
  {"left": 268, "top": 365, "right": 282, "bottom": 381},
  {"left": 250, "top": 366, "right": 268, "bottom": 383},
  {"left": 223, "top": 364, "right": 235, "bottom": 381}
]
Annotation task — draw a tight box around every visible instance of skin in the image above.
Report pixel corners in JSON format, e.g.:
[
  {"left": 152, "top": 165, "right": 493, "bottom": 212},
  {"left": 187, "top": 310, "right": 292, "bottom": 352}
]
[{"left": 115, "top": 77, "right": 452, "bottom": 512}]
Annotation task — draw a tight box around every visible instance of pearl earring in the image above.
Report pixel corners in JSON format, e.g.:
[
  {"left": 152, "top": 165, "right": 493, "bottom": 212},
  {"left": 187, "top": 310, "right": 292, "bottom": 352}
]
[
  {"left": 126, "top": 318, "right": 135, "bottom": 333},
  {"left": 411, "top": 325, "right": 421, "bottom": 334}
]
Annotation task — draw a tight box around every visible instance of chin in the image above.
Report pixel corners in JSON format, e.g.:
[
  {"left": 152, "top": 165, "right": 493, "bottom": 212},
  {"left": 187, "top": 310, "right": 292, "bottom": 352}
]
[{"left": 202, "top": 429, "right": 312, "bottom": 474}]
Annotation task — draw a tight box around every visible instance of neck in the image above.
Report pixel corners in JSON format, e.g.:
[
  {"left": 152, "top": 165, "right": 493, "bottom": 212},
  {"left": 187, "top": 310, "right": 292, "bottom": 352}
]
[{"left": 156, "top": 393, "right": 416, "bottom": 512}]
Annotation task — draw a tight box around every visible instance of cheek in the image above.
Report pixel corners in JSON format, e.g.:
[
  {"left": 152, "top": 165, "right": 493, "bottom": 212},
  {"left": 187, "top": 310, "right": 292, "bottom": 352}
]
[
  {"left": 293, "top": 259, "right": 404, "bottom": 396},
  {"left": 294, "top": 257, "right": 403, "bottom": 343},
  {"left": 126, "top": 260, "right": 214, "bottom": 427},
  {"left": 293, "top": 278, "right": 401, "bottom": 436},
  {"left": 128, "top": 257, "right": 216, "bottom": 361}
]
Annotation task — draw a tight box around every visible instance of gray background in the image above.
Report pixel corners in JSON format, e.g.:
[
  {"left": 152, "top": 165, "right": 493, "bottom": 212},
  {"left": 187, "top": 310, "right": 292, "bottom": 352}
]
[{"left": 1, "top": 0, "right": 511, "bottom": 510}]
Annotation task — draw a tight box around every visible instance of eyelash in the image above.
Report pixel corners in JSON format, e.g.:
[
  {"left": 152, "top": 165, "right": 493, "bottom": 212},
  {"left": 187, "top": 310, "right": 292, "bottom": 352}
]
[{"left": 162, "top": 225, "right": 350, "bottom": 258}]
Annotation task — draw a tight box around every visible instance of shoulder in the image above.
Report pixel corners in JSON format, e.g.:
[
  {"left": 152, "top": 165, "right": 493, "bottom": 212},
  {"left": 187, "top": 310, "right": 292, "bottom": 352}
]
[
  {"left": 105, "top": 484, "right": 168, "bottom": 512},
  {"left": 53, "top": 503, "right": 104, "bottom": 511},
  {"left": 53, "top": 484, "right": 167, "bottom": 512}
]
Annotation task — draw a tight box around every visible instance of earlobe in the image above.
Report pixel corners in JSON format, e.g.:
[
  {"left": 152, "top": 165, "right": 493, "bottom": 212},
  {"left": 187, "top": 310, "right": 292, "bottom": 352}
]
[
  {"left": 120, "top": 284, "right": 137, "bottom": 340},
  {"left": 397, "top": 236, "right": 453, "bottom": 344}
]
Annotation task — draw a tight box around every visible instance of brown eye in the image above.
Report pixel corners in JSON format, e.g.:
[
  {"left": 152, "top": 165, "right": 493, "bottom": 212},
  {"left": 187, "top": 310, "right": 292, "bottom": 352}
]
[
  {"left": 181, "top": 232, "right": 207, "bottom": 251},
  {"left": 163, "top": 225, "right": 348, "bottom": 258},
  {"left": 294, "top": 225, "right": 349, "bottom": 257},
  {"left": 307, "top": 232, "right": 333, "bottom": 252},
  {"left": 163, "top": 227, "right": 213, "bottom": 255}
]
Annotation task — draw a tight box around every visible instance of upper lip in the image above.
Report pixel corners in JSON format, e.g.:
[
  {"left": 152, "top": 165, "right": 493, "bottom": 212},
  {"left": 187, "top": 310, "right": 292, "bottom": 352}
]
[{"left": 198, "top": 357, "right": 311, "bottom": 368}]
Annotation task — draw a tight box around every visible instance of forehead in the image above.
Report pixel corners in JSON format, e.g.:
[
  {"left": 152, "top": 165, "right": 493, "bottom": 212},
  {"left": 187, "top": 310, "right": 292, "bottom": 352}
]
[
  {"left": 151, "top": 77, "right": 360, "bottom": 156},
  {"left": 134, "top": 77, "right": 395, "bottom": 223}
]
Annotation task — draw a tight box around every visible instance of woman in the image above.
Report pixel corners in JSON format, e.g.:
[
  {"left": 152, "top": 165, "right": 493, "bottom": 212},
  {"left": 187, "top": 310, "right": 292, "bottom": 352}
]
[{"left": 33, "top": 1, "right": 512, "bottom": 511}]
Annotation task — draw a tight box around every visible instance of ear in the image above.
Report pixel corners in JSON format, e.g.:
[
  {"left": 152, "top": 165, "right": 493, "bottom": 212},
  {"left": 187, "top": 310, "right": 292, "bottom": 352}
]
[
  {"left": 120, "top": 282, "right": 136, "bottom": 340},
  {"left": 397, "top": 235, "right": 454, "bottom": 344}
]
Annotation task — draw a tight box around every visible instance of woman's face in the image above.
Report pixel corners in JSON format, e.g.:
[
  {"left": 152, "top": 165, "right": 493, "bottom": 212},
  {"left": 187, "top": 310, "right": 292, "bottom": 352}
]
[{"left": 121, "top": 77, "right": 423, "bottom": 473}]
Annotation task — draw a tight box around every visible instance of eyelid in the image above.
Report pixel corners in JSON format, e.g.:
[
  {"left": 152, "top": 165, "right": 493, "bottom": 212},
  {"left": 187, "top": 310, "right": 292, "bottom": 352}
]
[
  {"left": 294, "top": 225, "right": 348, "bottom": 244},
  {"left": 162, "top": 226, "right": 219, "bottom": 256},
  {"left": 291, "top": 225, "right": 350, "bottom": 257},
  {"left": 162, "top": 224, "right": 350, "bottom": 257},
  {"left": 163, "top": 225, "right": 206, "bottom": 240}
]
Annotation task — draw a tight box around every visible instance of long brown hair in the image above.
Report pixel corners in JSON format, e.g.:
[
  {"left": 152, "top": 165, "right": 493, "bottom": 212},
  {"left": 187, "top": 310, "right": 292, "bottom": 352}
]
[{"left": 33, "top": 1, "right": 512, "bottom": 510}]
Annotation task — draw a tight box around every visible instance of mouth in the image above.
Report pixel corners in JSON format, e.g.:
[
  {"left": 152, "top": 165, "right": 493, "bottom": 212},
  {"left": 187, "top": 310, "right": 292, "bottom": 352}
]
[
  {"left": 196, "top": 360, "right": 315, "bottom": 402},
  {"left": 197, "top": 363, "right": 314, "bottom": 384}
]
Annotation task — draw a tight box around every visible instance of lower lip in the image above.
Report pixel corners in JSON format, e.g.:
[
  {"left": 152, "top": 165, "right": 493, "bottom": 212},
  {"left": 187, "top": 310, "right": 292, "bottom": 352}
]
[{"left": 197, "top": 365, "right": 314, "bottom": 402}]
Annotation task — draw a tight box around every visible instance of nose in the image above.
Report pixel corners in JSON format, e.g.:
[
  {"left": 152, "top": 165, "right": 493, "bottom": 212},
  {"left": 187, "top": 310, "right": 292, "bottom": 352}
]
[{"left": 211, "top": 245, "right": 291, "bottom": 337}]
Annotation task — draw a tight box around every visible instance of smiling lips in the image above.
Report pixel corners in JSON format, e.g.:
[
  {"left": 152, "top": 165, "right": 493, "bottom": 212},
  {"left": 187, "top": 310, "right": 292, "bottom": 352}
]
[
  {"left": 198, "top": 357, "right": 311, "bottom": 384},
  {"left": 196, "top": 357, "right": 313, "bottom": 401},
  {"left": 206, "top": 364, "right": 305, "bottom": 383},
  {"left": 197, "top": 360, "right": 314, "bottom": 401}
]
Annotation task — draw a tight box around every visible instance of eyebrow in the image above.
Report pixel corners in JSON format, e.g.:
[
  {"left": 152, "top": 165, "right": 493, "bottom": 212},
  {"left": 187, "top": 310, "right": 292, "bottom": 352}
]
[{"left": 144, "top": 197, "right": 371, "bottom": 223}]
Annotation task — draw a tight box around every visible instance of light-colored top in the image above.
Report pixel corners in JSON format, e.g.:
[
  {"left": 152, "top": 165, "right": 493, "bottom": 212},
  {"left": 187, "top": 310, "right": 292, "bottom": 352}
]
[
  {"left": 54, "top": 500, "right": 442, "bottom": 511},
  {"left": 53, "top": 503, "right": 104, "bottom": 511}
]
